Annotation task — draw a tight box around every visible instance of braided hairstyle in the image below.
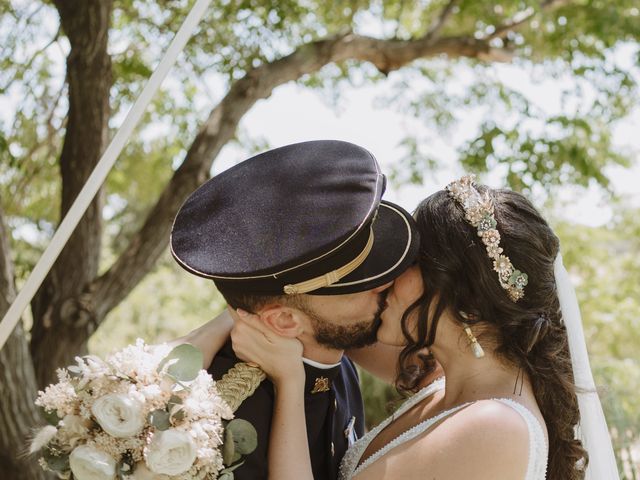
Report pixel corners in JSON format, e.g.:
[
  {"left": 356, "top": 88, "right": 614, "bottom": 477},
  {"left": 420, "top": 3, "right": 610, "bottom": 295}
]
[{"left": 396, "top": 186, "right": 588, "bottom": 480}]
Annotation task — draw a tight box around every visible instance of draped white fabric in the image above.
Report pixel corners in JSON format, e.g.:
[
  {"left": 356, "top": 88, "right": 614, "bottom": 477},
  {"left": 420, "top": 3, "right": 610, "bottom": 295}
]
[{"left": 554, "top": 254, "right": 620, "bottom": 479}]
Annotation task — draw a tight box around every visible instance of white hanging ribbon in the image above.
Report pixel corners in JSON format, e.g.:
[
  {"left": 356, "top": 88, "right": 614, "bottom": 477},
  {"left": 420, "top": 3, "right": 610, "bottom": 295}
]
[
  {"left": 554, "top": 253, "right": 620, "bottom": 479},
  {"left": 0, "top": 0, "right": 213, "bottom": 351}
]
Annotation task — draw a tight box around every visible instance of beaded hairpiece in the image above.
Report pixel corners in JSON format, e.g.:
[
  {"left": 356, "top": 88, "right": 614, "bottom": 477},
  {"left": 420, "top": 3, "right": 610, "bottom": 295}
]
[{"left": 446, "top": 175, "right": 528, "bottom": 302}]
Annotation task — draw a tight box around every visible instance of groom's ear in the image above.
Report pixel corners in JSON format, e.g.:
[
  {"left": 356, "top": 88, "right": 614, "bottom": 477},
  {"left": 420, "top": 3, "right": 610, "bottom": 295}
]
[{"left": 258, "top": 305, "right": 304, "bottom": 338}]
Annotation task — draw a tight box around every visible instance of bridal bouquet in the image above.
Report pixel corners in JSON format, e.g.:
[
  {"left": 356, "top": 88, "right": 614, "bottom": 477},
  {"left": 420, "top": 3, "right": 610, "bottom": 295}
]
[{"left": 31, "top": 339, "right": 262, "bottom": 480}]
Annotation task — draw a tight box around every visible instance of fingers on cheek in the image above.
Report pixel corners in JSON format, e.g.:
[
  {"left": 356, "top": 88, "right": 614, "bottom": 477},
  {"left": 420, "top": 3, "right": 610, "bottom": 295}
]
[
  {"left": 230, "top": 333, "right": 247, "bottom": 355},
  {"left": 232, "top": 323, "right": 250, "bottom": 340}
]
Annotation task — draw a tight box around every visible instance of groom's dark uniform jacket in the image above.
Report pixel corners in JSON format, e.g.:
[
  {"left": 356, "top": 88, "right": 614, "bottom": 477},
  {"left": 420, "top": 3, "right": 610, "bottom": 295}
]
[
  {"left": 170, "top": 140, "right": 420, "bottom": 479},
  {"left": 209, "top": 342, "right": 365, "bottom": 479}
]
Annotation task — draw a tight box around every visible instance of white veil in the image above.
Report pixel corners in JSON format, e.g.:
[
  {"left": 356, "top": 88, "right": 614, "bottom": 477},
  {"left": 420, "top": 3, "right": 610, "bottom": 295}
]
[{"left": 554, "top": 253, "right": 620, "bottom": 479}]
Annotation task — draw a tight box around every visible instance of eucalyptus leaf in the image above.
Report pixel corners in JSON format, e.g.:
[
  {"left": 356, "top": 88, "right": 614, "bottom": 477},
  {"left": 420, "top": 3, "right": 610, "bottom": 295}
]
[
  {"left": 42, "top": 447, "right": 69, "bottom": 473},
  {"left": 219, "top": 473, "right": 234, "bottom": 480},
  {"left": 226, "top": 419, "right": 258, "bottom": 455},
  {"left": 148, "top": 409, "right": 171, "bottom": 430},
  {"left": 222, "top": 427, "right": 236, "bottom": 466},
  {"left": 168, "top": 394, "right": 184, "bottom": 421},
  {"left": 158, "top": 344, "right": 203, "bottom": 382}
]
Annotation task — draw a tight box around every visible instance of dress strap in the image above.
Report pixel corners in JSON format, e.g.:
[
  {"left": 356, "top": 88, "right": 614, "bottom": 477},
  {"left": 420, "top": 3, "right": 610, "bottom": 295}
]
[
  {"left": 493, "top": 399, "right": 548, "bottom": 480},
  {"left": 337, "top": 377, "right": 445, "bottom": 480}
]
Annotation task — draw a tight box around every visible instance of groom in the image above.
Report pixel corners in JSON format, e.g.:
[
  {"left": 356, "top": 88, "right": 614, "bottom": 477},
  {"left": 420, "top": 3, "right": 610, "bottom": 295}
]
[{"left": 170, "top": 140, "right": 419, "bottom": 479}]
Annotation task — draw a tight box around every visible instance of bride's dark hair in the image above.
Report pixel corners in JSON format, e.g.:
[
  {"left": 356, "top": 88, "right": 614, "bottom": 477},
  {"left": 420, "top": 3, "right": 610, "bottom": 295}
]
[{"left": 396, "top": 187, "right": 588, "bottom": 480}]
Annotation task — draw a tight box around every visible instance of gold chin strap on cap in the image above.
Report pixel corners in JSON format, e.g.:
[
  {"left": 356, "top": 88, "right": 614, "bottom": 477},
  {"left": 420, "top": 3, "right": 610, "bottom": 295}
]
[{"left": 283, "top": 227, "right": 374, "bottom": 295}]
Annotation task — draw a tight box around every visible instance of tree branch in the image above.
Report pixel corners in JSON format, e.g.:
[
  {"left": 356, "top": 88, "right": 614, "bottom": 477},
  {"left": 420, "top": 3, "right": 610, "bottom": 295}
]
[
  {"left": 484, "top": 0, "right": 573, "bottom": 41},
  {"left": 424, "top": 0, "right": 459, "bottom": 45},
  {"left": 0, "top": 27, "right": 60, "bottom": 93},
  {"left": 4, "top": 84, "right": 66, "bottom": 215},
  {"left": 89, "top": 30, "right": 510, "bottom": 319}
]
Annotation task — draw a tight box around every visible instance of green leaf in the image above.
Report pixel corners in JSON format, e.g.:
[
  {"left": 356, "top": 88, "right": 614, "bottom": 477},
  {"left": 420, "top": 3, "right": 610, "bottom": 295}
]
[
  {"left": 158, "top": 344, "right": 203, "bottom": 382},
  {"left": 226, "top": 419, "right": 258, "bottom": 455},
  {"left": 38, "top": 406, "right": 61, "bottom": 426},
  {"left": 168, "top": 394, "right": 184, "bottom": 421},
  {"left": 148, "top": 409, "right": 171, "bottom": 430},
  {"left": 42, "top": 447, "right": 69, "bottom": 473},
  {"left": 222, "top": 428, "right": 238, "bottom": 466}
]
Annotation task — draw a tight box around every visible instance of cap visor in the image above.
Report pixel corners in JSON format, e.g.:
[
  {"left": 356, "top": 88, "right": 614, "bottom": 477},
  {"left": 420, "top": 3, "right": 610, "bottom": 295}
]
[{"left": 311, "top": 200, "right": 420, "bottom": 295}]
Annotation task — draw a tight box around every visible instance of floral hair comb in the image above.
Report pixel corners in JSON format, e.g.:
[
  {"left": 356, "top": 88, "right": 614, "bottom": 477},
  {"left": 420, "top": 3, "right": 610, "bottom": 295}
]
[{"left": 446, "top": 175, "right": 528, "bottom": 302}]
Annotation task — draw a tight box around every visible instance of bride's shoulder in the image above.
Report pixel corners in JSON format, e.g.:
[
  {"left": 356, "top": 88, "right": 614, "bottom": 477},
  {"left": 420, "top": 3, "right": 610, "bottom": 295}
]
[
  {"left": 454, "top": 399, "right": 532, "bottom": 437},
  {"left": 415, "top": 399, "right": 530, "bottom": 479}
]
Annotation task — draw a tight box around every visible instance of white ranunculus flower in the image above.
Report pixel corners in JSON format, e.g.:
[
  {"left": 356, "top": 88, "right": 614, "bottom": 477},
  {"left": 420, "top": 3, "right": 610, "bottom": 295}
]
[
  {"left": 91, "top": 393, "right": 145, "bottom": 438},
  {"left": 69, "top": 445, "right": 116, "bottom": 480},
  {"left": 145, "top": 429, "right": 197, "bottom": 476}
]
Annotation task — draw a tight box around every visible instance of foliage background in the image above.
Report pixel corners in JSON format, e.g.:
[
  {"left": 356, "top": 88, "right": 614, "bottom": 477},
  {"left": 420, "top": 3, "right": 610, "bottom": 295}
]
[{"left": 1, "top": 0, "right": 639, "bottom": 477}]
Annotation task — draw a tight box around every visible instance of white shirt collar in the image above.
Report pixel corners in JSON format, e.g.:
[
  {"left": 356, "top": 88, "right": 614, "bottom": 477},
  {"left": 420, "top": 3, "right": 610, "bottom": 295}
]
[{"left": 302, "top": 357, "right": 342, "bottom": 370}]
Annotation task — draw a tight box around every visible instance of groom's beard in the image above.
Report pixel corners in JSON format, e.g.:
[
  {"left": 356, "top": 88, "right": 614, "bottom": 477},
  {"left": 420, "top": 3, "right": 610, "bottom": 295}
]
[{"left": 307, "top": 291, "right": 388, "bottom": 350}]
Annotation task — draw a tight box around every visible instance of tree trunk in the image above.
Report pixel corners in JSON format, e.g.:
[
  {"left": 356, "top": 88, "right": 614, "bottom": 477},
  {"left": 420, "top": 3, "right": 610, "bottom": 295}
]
[
  {"left": 0, "top": 207, "right": 49, "bottom": 479},
  {"left": 30, "top": 0, "right": 113, "bottom": 388}
]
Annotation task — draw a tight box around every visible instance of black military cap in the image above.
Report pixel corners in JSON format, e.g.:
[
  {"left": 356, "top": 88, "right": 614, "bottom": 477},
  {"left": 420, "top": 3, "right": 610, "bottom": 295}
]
[{"left": 170, "top": 140, "right": 419, "bottom": 295}]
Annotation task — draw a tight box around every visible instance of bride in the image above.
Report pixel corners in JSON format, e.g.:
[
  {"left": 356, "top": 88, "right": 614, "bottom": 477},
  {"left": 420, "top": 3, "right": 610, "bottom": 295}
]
[{"left": 187, "top": 176, "right": 617, "bottom": 479}]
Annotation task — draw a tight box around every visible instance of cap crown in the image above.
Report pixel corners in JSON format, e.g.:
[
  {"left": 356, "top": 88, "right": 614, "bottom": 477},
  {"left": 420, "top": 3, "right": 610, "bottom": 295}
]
[{"left": 171, "top": 140, "right": 383, "bottom": 283}]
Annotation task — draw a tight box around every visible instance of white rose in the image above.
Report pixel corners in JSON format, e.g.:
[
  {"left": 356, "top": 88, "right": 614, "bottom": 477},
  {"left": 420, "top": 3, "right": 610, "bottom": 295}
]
[
  {"left": 145, "top": 429, "right": 197, "bottom": 476},
  {"left": 91, "top": 393, "right": 145, "bottom": 437},
  {"left": 69, "top": 445, "right": 116, "bottom": 480}
]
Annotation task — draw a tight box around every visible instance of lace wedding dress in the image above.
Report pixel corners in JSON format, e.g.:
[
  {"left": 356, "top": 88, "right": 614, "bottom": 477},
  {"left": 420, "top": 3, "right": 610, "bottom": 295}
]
[{"left": 339, "top": 378, "right": 548, "bottom": 480}]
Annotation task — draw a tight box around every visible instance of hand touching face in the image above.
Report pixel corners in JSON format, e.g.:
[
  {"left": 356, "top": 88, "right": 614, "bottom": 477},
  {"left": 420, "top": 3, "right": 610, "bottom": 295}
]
[{"left": 230, "top": 309, "right": 304, "bottom": 384}]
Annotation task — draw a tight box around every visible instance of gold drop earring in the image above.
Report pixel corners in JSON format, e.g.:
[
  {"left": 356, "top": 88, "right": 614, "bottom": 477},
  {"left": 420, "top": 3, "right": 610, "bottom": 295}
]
[{"left": 459, "top": 311, "right": 485, "bottom": 359}]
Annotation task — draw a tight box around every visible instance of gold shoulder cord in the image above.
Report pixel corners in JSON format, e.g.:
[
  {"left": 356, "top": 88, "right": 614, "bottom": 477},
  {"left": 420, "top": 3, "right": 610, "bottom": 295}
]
[{"left": 216, "top": 363, "right": 266, "bottom": 412}]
